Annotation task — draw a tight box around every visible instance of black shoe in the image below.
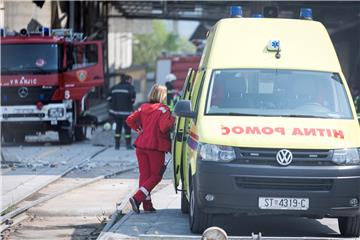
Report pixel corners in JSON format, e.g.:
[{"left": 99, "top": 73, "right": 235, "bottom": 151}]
[
  {"left": 126, "top": 145, "right": 134, "bottom": 150},
  {"left": 129, "top": 197, "right": 140, "bottom": 214}
]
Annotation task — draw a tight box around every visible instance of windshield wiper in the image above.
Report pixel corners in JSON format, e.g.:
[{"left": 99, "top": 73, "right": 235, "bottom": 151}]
[
  {"left": 281, "top": 114, "right": 329, "bottom": 119},
  {"left": 210, "top": 112, "right": 263, "bottom": 116},
  {"left": 21, "top": 66, "right": 48, "bottom": 74}
]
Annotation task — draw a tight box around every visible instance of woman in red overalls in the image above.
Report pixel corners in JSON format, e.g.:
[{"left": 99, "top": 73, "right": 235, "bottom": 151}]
[{"left": 126, "top": 84, "right": 175, "bottom": 213}]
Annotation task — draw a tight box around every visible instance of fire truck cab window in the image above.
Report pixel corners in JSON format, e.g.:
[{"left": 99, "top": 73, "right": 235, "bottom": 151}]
[
  {"left": 1, "top": 44, "right": 60, "bottom": 74},
  {"left": 69, "top": 44, "right": 98, "bottom": 70}
]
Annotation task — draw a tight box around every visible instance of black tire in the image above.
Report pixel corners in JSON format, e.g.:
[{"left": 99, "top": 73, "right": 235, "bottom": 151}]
[
  {"left": 2, "top": 133, "right": 14, "bottom": 143},
  {"left": 181, "top": 189, "right": 190, "bottom": 214},
  {"left": 75, "top": 126, "right": 87, "bottom": 141},
  {"left": 13, "top": 133, "right": 25, "bottom": 143},
  {"left": 189, "top": 181, "right": 212, "bottom": 233},
  {"left": 338, "top": 216, "right": 360, "bottom": 237},
  {"left": 58, "top": 128, "right": 74, "bottom": 145}
]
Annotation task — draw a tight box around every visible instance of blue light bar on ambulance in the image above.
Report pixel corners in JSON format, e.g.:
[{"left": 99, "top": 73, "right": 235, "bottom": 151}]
[
  {"left": 230, "top": 6, "right": 243, "bottom": 18},
  {"left": 300, "top": 8, "right": 313, "bottom": 20},
  {"left": 42, "top": 27, "right": 50, "bottom": 36}
]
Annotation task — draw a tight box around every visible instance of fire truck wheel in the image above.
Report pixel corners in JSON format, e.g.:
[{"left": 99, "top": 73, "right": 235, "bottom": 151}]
[
  {"left": 75, "top": 126, "right": 87, "bottom": 141},
  {"left": 58, "top": 128, "right": 74, "bottom": 145},
  {"left": 14, "top": 133, "right": 25, "bottom": 143},
  {"left": 2, "top": 133, "right": 14, "bottom": 143}
]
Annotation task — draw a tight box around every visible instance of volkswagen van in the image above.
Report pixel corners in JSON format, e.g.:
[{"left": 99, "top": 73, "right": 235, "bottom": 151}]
[{"left": 172, "top": 7, "right": 360, "bottom": 236}]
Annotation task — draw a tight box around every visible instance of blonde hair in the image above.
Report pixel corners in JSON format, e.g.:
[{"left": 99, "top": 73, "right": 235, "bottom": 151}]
[{"left": 148, "top": 84, "right": 167, "bottom": 103}]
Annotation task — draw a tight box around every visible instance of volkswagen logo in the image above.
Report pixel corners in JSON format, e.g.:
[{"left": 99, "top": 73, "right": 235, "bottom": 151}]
[
  {"left": 18, "top": 87, "right": 29, "bottom": 98},
  {"left": 276, "top": 149, "right": 293, "bottom": 166}
]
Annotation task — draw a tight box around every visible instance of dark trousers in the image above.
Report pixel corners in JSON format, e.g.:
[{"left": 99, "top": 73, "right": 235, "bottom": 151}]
[{"left": 113, "top": 115, "right": 131, "bottom": 149}]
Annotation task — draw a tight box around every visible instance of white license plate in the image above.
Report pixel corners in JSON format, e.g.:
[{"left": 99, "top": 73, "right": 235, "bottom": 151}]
[
  {"left": 259, "top": 197, "right": 309, "bottom": 210},
  {"left": 15, "top": 109, "right": 34, "bottom": 114}
]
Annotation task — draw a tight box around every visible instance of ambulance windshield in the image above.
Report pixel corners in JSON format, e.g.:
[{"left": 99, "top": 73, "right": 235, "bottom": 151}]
[
  {"left": 206, "top": 69, "right": 353, "bottom": 119},
  {"left": 1, "top": 44, "right": 60, "bottom": 74}
]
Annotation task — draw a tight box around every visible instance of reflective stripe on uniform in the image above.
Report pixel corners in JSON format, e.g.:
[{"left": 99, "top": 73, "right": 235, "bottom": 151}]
[
  {"left": 112, "top": 89, "right": 129, "bottom": 94},
  {"left": 115, "top": 134, "right": 121, "bottom": 137},
  {"left": 139, "top": 186, "right": 149, "bottom": 196},
  {"left": 125, "top": 134, "right": 131, "bottom": 138},
  {"left": 158, "top": 107, "right": 167, "bottom": 113},
  {"left": 109, "top": 109, "right": 131, "bottom": 115}
]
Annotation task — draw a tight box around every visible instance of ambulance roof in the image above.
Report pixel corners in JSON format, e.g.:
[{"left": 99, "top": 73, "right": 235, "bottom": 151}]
[{"left": 200, "top": 18, "right": 341, "bottom": 73}]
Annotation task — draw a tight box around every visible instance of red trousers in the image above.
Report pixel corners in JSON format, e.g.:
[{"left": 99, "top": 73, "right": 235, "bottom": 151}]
[{"left": 133, "top": 148, "right": 165, "bottom": 205}]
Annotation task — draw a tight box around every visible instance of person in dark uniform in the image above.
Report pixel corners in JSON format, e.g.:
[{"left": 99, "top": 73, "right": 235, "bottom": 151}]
[{"left": 108, "top": 74, "right": 136, "bottom": 150}]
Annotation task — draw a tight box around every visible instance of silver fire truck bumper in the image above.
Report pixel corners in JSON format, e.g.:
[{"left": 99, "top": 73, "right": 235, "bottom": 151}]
[{"left": 0, "top": 102, "right": 72, "bottom": 123}]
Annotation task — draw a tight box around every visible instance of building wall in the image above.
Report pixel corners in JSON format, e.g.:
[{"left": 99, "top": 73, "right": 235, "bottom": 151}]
[
  {"left": 0, "top": 0, "right": 4, "bottom": 28},
  {"left": 107, "top": 5, "right": 152, "bottom": 73},
  {"left": 3, "top": 1, "right": 51, "bottom": 31}
]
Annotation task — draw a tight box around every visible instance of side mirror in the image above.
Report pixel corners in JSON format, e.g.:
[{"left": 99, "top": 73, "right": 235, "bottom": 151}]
[
  {"left": 174, "top": 100, "right": 196, "bottom": 118},
  {"left": 355, "top": 99, "right": 360, "bottom": 124}
]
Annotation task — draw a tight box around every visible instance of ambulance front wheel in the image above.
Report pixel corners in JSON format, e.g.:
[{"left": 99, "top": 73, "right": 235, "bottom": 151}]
[
  {"left": 338, "top": 215, "right": 360, "bottom": 237},
  {"left": 181, "top": 189, "right": 189, "bottom": 214},
  {"left": 189, "top": 178, "right": 212, "bottom": 233}
]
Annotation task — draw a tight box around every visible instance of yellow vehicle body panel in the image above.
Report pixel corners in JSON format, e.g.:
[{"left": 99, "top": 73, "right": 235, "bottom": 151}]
[
  {"left": 172, "top": 16, "right": 360, "bottom": 214},
  {"left": 197, "top": 116, "right": 360, "bottom": 149},
  {"left": 200, "top": 18, "right": 341, "bottom": 73}
]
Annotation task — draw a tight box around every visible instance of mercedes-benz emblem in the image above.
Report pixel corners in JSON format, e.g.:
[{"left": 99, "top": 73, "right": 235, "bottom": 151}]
[
  {"left": 276, "top": 149, "right": 293, "bottom": 166},
  {"left": 18, "top": 87, "right": 29, "bottom": 98}
]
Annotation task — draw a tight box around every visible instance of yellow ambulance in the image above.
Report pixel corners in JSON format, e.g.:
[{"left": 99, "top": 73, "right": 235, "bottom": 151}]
[{"left": 172, "top": 7, "right": 360, "bottom": 236}]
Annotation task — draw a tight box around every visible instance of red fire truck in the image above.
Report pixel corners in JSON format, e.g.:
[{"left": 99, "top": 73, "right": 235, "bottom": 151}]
[
  {"left": 0, "top": 28, "right": 104, "bottom": 144},
  {"left": 155, "top": 55, "right": 201, "bottom": 90}
]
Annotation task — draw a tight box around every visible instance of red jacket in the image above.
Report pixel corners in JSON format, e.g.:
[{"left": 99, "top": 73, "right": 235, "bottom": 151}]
[{"left": 126, "top": 103, "right": 175, "bottom": 152}]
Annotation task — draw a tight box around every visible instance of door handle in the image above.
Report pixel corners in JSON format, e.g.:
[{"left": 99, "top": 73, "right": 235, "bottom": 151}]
[
  {"left": 94, "top": 76, "right": 102, "bottom": 80},
  {"left": 176, "top": 132, "right": 183, "bottom": 142}
]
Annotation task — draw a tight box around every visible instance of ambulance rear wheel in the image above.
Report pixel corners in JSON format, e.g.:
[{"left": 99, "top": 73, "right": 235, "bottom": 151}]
[
  {"left": 189, "top": 181, "right": 212, "bottom": 233},
  {"left": 338, "top": 216, "right": 360, "bottom": 237},
  {"left": 181, "top": 189, "right": 189, "bottom": 214},
  {"left": 58, "top": 128, "right": 74, "bottom": 145}
]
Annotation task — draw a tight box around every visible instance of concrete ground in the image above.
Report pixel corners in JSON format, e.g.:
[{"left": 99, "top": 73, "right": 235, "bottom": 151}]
[
  {"left": 3, "top": 130, "right": 360, "bottom": 240},
  {"left": 1, "top": 129, "right": 141, "bottom": 240},
  {"left": 99, "top": 181, "right": 359, "bottom": 240},
  {"left": 1, "top": 132, "right": 105, "bottom": 213}
]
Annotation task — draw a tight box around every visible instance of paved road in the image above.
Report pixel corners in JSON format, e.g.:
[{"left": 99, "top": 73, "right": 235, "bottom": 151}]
[
  {"left": 1, "top": 131, "right": 359, "bottom": 240},
  {"left": 100, "top": 178, "right": 358, "bottom": 240},
  {"left": 2, "top": 130, "right": 140, "bottom": 240},
  {"left": 1, "top": 133, "right": 105, "bottom": 213}
]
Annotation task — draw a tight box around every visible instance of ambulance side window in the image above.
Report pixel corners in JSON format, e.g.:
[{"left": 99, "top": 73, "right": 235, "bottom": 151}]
[
  {"left": 183, "top": 69, "right": 194, "bottom": 101},
  {"left": 193, "top": 71, "right": 206, "bottom": 121}
]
